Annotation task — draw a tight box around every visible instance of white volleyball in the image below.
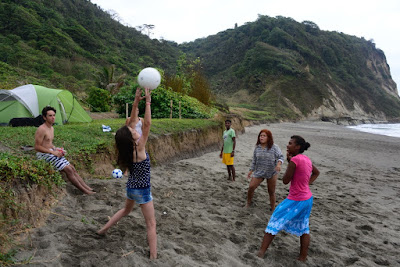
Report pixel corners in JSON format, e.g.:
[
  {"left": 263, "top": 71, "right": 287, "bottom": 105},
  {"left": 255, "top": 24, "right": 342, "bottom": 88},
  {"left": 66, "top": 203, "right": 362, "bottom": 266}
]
[{"left": 137, "top": 67, "right": 161, "bottom": 90}]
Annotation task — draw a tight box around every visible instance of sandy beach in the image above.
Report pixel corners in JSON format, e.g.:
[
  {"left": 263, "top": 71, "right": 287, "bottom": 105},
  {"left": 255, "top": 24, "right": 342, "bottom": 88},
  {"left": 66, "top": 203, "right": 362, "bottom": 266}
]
[{"left": 14, "top": 122, "right": 400, "bottom": 266}]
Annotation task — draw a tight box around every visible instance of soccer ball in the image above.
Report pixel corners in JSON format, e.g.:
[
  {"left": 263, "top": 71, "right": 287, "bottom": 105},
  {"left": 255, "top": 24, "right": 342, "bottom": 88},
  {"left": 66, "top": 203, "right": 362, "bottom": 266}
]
[
  {"left": 112, "top": 169, "right": 123, "bottom": 179},
  {"left": 137, "top": 67, "right": 161, "bottom": 90}
]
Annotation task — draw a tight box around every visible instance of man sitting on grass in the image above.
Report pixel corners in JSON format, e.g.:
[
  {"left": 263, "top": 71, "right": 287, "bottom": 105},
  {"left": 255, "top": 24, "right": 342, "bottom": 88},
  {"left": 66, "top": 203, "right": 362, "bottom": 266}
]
[{"left": 34, "top": 106, "right": 94, "bottom": 195}]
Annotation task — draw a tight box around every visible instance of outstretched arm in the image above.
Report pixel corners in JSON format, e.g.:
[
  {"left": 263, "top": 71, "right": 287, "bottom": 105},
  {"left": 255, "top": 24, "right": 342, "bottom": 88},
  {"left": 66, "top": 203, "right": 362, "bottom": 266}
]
[
  {"left": 127, "top": 88, "right": 145, "bottom": 128},
  {"left": 138, "top": 88, "right": 151, "bottom": 147}
]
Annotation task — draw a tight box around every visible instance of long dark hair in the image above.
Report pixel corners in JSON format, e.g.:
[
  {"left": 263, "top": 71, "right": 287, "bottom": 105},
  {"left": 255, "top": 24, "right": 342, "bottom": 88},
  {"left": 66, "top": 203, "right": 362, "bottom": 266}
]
[
  {"left": 256, "top": 129, "right": 274, "bottom": 149},
  {"left": 115, "top": 126, "right": 137, "bottom": 171},
  {"left": 291, "top": 135, "right": 310, "bottom": 153}
]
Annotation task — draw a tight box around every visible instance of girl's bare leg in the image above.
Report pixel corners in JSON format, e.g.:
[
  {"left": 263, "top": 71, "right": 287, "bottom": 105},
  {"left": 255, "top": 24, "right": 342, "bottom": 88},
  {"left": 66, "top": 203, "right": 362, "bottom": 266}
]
[
  {"left": 141, "top": 201, "right": 157, "bottom": 259},
  {"left": 246, "top": 177, "right": 263, "bottom": 207},
  {"left": 98, "top": 199, "right": 135, "bottom": 234},
  {"left": 267, "top": 174, "right": 278, "bottom": 211},
  {"left": 298, "top": 234, "right": 310, "bottom": 261},
  {"left": 257, "top": 233, "right": 275, "bottom": 258}
]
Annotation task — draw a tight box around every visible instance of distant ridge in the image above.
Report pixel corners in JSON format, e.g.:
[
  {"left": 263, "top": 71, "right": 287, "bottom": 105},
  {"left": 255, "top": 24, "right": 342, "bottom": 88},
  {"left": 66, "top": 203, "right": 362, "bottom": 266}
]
[{"left": 1, "top": 2, "right": 399, "bottom": 120}]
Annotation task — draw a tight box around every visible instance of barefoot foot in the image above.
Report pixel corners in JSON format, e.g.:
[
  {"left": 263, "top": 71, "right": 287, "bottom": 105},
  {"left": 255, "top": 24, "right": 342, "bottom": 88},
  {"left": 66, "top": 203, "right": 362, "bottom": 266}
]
[
  {"left": 97, "top": 230, "right": 106, "bottom": 236},
  {"left": 257, "top": 251, "right": 265, "bottom": 258},
  {"left": 297, "top": 256, "right": 307, "bottom": 262}
]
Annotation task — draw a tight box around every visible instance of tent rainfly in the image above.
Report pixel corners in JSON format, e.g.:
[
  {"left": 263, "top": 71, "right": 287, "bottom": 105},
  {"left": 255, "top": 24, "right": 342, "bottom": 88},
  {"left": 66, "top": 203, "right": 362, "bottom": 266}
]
[{"left": 0, "top": 84, "right": 92, "bottom": 125}]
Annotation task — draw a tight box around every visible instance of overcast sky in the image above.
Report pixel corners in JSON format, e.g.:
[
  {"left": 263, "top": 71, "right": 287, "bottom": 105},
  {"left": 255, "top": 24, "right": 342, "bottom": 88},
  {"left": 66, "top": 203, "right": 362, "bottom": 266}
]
[{"left": 91, "top": 0, "right": 400, "bottom": 94}]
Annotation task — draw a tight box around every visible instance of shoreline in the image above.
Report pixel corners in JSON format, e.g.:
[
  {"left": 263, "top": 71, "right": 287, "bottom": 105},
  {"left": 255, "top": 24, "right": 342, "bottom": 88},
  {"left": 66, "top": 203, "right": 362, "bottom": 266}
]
[
  {"left": 13, "top": 121, "right": 400, "bottom": 266},
  {"left": 346, "top": 122, "right": 400, "bottom": 138}
]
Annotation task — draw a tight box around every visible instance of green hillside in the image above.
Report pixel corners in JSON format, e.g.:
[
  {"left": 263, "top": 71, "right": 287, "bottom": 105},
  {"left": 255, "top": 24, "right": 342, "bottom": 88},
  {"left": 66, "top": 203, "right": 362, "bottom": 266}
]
[
  {"left": 0, "top": 0, "right": 180, "bottom": 92},
  {"left": 1, "top": 1, "right": 400, "bottom": 119},
  {"left": 182, "top": 15, "right": 400, "bottom": 118}
]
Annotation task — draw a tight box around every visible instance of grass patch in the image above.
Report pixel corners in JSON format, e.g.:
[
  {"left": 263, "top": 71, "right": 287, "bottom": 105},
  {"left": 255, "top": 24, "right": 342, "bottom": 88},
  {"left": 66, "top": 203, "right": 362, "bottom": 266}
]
[
  {"left": 230, "top": 107, "right": 274, "bottom": 121},
  {"left": 235, "top": 103, "right": 261, "bottom": 110},
  {"left": 0, "top": 118, "right": 220, "bottom": 156},
  {"left": 242, "top": 110, "right": 273, "bottom": 120},
  {"left": 0, "top": 248, "right": 18, "bottom": 266}
]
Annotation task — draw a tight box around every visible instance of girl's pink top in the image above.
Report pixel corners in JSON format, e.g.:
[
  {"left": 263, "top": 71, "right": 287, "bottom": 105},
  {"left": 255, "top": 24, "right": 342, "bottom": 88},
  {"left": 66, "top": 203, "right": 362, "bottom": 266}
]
[{"left": 287, "top": 154, "right": 313, "bottom": 201}]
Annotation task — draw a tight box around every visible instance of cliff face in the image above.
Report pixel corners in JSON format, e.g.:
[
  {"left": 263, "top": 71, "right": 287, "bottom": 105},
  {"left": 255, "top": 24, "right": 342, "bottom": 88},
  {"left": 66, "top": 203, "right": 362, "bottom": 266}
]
[
  {"left": 285, "top": 47, "right": 400, "bottom": 122},
  {"left": 366, "top": 51, "right": 399, "bottom": 98},
  {"left": 308, "top": 84, "right": 388, "bottom": 121},
  {"left": 306, "top": 49, "right": 399, "bottom": 122}
]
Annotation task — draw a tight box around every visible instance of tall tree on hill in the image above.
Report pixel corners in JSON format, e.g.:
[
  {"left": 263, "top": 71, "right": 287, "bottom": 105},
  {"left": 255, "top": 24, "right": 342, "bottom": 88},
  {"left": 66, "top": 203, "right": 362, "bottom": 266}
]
[
  {"left": 163, "top": 54, "right": 213, "bottom": 105},
  {"left": 136, "top": 24, "right": 155, "bottom": 37},
  {"left": 188, "top": 58, "right": 213, "bottom": 105}
]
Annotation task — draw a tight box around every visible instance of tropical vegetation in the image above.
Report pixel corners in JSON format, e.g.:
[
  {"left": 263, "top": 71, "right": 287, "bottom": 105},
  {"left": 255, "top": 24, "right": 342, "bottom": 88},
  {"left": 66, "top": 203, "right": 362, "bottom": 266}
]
[{"left": 1, "top": 0, "right": 399, "bottom": 120}]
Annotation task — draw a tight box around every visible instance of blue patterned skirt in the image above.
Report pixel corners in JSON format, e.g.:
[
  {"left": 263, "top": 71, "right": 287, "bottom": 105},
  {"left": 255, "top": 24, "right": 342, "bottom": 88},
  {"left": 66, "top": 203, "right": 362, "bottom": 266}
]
[{"left": 265, "top": 196, "right": 313, "bottom": 236}]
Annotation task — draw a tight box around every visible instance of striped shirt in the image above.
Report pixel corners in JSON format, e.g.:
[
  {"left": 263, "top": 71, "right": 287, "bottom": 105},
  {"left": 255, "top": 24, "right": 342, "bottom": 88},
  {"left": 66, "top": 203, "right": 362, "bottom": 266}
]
[{"left": 250, "top": 144, "right": 284, "bottom": 179}]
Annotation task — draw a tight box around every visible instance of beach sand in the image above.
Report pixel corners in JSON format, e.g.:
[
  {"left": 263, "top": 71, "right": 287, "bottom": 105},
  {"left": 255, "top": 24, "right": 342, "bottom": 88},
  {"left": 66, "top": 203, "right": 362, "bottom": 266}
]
[{"left": 14, "top": 122, "right": 400, "bottom": 266}]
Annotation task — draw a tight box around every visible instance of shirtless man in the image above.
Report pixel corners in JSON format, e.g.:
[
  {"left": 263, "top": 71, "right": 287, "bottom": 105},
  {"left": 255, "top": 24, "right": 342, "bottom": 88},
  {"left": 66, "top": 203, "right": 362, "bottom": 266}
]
[{"left": 34, "top": 106, "right": 94, "bottom": 195}]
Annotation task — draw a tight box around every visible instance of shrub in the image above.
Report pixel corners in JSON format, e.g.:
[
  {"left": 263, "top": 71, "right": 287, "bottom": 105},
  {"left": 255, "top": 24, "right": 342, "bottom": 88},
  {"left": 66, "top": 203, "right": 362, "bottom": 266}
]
[
  {"left": 87, "top": 86, "right": 111, "bottom": 112},
  {"left": 113, "top": 86, "right": 217, "bottom": 119}
]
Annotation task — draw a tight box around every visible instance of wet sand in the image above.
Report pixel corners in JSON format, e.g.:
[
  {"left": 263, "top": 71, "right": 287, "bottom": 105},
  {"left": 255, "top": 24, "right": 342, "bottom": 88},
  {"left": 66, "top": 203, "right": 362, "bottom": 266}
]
[{"left": 15, "top": 122, "right": 400, "bottom": 266}]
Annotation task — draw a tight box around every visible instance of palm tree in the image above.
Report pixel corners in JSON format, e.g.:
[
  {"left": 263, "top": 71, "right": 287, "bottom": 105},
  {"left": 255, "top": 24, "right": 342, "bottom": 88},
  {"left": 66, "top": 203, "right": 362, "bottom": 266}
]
[{"left": 96, "top": 65, "right": 126, "bottom": 95}]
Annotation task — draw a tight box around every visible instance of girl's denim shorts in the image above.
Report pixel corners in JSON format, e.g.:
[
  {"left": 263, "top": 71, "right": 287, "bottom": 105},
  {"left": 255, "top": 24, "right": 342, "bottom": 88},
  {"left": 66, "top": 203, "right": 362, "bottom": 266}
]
[{"left": 126, "top": 187, "right": 153, "bottom": 204}]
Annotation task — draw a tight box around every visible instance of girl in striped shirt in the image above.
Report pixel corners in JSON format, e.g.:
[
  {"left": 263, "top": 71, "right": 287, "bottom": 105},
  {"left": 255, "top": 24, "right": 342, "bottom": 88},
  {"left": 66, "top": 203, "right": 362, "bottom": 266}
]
[{"left": 246, "top": 129, "right": 284, "bottom": 211}]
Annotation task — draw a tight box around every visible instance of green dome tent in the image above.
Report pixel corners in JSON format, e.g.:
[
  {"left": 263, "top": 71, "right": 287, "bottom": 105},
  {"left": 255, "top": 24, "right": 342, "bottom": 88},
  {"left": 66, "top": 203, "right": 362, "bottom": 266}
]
[{"left": 0, "top": 84, "right": 92, "bottom": 125}]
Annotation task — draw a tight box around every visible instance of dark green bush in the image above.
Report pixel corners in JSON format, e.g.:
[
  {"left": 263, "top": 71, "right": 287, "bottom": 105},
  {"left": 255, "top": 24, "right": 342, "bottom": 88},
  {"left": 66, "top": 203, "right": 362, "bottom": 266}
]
[
  {"left": 87, "top": 86, "right": 111, "bottom": 112},
  {"left": 113, "top": 86, "right": 216, "bottom": 119},
  {"left": 0, "top": 153, "right": 65, "bottom": 190}
]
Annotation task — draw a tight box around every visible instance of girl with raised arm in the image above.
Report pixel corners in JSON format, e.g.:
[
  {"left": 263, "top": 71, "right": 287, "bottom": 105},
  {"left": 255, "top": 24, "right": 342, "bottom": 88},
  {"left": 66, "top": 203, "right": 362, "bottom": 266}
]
[{"left": 98, "top": 87, "right": 157, "bottom": 259}]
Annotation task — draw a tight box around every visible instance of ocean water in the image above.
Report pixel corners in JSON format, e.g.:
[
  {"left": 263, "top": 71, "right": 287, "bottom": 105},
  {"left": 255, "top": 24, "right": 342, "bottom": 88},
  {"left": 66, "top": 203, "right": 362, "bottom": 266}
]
[{"left": 347, "top": 123, "right": 400, "bottom": 138}]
